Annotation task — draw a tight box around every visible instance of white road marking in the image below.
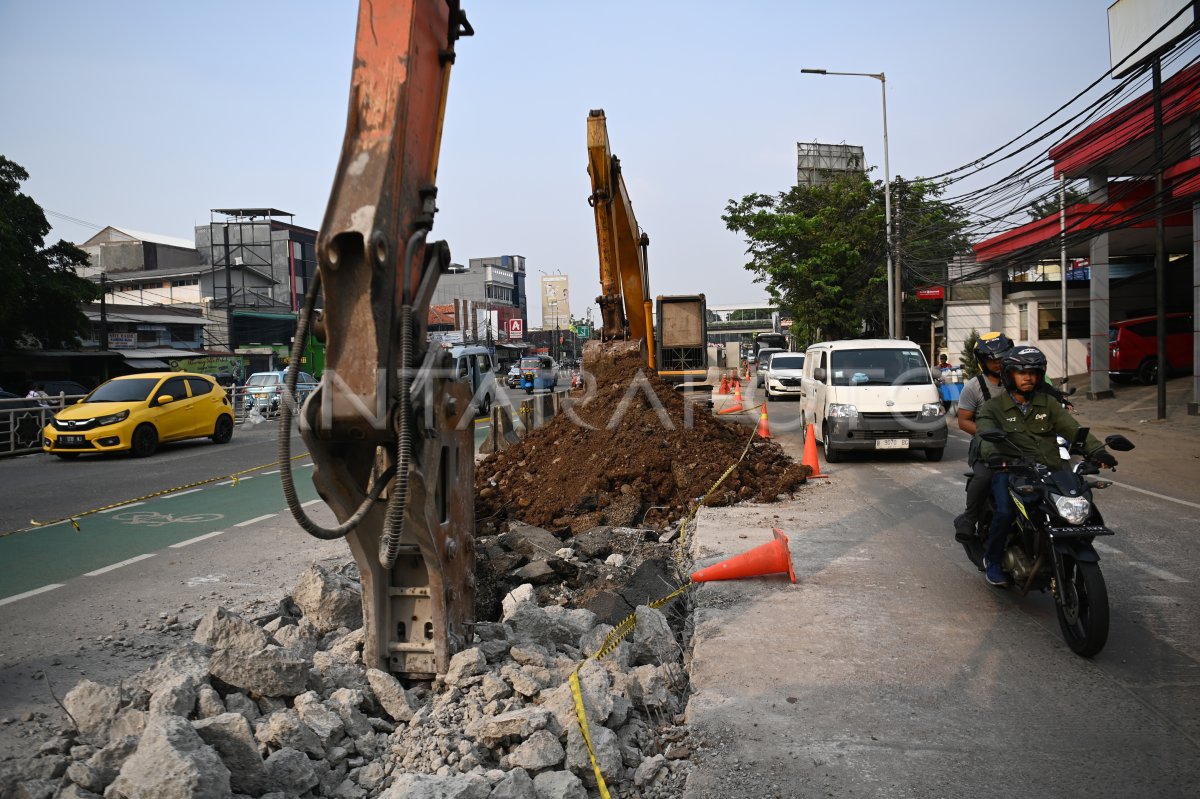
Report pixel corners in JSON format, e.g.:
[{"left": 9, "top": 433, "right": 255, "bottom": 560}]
[
  {"left": 217, "top": 476, "right": 255, "bottom": 486},
  {"left": 261, "top": 469, "right": 281, "bottom": 475},
  {"left": 100, "top": 502, "right": 143, "bottom": 513},
  {"left": 186, "top": 574, "right": 225, "bottom": 586},
  {"left": 301, "top": 499, "right": 323, "bottom": 507},
  {"left": 297, "top": 462, "right": 314, "bottom": 469},
  {"left": 1128, "top": 561, "right": 1188, "bottom": 583},
  {"left": 1092, "top": 541, "right": 1186, "bottom": 583},
  {"left": 0, "top": 584, "right": 65, "bottom": 607},
  {"left": 919, "top": 466, "right": 940, "bottom": 475},
  {"left": 169, "top": 531, "right": 225, "bottom": 548},
  {"left": 159, "top": 488, "right": 203, "bottom": 500},
  {"left": 85, "top": 553, "right": 155, "bottom": 576},
  {"left": 1106, "top": 479, "right": 1200, "bottom": 510},
  {"left": 235, "top": 514, "right": 276, "bottom": 527}
]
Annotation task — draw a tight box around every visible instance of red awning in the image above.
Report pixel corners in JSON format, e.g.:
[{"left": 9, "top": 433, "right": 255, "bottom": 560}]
[
  {"left": 973, "top": 180, "right": 1192, "bottom": 264},
  {"left": 1050, "top": 63, "right": 1200, "bottom": 178}
]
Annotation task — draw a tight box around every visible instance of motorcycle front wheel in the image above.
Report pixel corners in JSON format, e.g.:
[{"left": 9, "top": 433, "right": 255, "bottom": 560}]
[{"left": 1056, "top": 557, "right": 1109, "bottom": 657}]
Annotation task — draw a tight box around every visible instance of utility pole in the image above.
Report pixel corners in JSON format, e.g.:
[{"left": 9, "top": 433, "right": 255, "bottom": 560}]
[{"left": 99, "top": 273, "right": 109, "bottom": 351}]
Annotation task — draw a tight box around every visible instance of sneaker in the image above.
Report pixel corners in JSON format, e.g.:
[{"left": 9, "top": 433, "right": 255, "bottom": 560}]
[
  {"left": 984, "top": 559, "right": 1009, "bottom": 587},
  {"left": 953, "top": 514, "right": 976, "bottom": 543}
]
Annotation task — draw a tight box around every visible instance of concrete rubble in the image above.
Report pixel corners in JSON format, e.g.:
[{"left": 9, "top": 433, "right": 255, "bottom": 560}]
[{"left": 2, "top": 557, "right": 696, "bottom": 799}]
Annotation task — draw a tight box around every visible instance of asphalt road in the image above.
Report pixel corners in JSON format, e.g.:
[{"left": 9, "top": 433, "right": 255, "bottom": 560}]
[{"left": 684, "top": 398, "right": 1200, "bottom": 798}]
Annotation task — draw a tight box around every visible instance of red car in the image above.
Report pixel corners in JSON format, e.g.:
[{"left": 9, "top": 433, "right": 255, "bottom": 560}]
[{"left": 1105, "top": 312, "right": 1193, "bottom": 384}]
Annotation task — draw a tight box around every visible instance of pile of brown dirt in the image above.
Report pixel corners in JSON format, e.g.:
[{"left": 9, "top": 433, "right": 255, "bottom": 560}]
[{"left": 475, "top": 348, "right": 810, "bottom": 533}]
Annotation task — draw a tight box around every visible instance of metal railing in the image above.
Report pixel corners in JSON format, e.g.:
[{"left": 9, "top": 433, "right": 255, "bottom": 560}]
[{"left": 0, "top": 393, "right": 85, "bottom": 457}]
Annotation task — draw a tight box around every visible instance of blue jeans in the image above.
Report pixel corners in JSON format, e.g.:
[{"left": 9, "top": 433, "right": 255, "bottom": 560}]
[{"left": 986, "top": 472, "right": 1014, "bottom": 565}]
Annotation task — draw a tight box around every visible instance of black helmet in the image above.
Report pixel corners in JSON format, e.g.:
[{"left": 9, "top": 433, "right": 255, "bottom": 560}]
[
  {"left": 974, "top": 331, "right": 1014, "bottom": 365},
  {"left": 1000, "top": 345, "right": 1047, "bottom": 389}
]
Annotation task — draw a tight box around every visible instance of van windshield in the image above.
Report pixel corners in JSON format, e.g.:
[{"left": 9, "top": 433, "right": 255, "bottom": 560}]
[
  {"left": 520, "top": 357, "right": 543, "bottom": 369},
  {"left": 770, "top": 355, "right": 805, "bottom": 370},
  {"left": 829, "top": 348, "right": 930, "bottom": 386}
]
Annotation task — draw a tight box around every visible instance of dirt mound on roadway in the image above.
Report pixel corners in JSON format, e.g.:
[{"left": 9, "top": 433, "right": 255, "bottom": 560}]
[{"left": 475, "top": 347, "right": 810, "bottom": 533}]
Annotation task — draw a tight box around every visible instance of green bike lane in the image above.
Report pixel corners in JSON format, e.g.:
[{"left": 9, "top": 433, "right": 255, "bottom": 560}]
[
  {"left": 0, "top": 419, "right": 492, "bottom": 604},
  {"left": 0, "top": 463, "right": 321, "bottom": 603}
]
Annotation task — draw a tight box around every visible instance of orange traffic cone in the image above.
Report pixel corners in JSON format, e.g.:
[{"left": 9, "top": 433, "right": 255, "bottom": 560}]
[
  {"left": 718, "top": 381, "right": 744, "bottom": 414},
  {"left": 802, "top": 422, "right": 830, "bottom": 479},
  {"left": 755, "top": 404, "right": 771, "bottom": 439},
  {"left": 719, "top": 373, "right": 729, "bottom": 394},
  {"left": 691, "top": 528, "right": 796, "bottom": 584}
]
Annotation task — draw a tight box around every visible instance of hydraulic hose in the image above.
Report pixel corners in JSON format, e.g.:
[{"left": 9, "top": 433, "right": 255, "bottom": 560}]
[
  {"left": 377, "top": 230, "right": 427, "bottom": 568},
  {"left": 279, "top": 268, "right": 393, "bottom": 540}
]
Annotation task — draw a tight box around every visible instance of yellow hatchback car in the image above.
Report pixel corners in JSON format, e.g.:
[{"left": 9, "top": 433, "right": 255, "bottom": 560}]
[{"left": 42, "top": 372, "right": 235, "bottom": 459}]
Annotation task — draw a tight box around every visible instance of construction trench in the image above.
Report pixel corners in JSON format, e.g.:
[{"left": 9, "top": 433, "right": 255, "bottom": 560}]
[{"left": 0, "top": 357, "right": 813, "bottom": 799}]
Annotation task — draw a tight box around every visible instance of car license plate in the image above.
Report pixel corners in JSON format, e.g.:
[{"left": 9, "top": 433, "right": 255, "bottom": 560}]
[
  {"left": 60, "top": 435, "right": 84, "bottom": 445},
  {"left": 875, "top": 438, "right": 909, "bottom": 449}
]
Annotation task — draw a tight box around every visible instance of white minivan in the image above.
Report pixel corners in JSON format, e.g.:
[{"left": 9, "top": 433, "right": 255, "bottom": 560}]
[
  {"left": 449, "top": 345, "right": 497, "bottom": 416},
  {"left": 799, "top": 339, "right": 947, "bottom": 462}
]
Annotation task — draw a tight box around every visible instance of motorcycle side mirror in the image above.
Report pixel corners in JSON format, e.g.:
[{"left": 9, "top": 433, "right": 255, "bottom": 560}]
[
  {"left": 1104, "top": 434, "right": 1135, "bottom": 452},
  {"left": 979, "top": 429, "right": 1007, "bottom": 442}
]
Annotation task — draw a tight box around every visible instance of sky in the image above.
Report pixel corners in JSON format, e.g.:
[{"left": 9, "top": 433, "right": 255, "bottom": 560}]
[{"left": 1, "top": 1, "right": 1127, "bottom": 326}]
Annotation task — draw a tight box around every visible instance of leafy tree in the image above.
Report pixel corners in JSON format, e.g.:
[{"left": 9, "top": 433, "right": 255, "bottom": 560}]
[
  {"left": 723, "top": 171, "right": 968, "bottom": 340},
  {"left": 960, "top": 328, "right": 982, "bottom": 378},
  {"left": 0, "top": 156, "right": 98, "bottom": 349}
]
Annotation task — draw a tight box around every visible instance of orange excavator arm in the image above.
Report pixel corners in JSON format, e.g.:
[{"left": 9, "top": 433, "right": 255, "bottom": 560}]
[
  {"left": 282, "top": 0, "right": 476, "bottom": 680},
  {"left": 587, "top": 109, "right": 655, "bottom": 365}
]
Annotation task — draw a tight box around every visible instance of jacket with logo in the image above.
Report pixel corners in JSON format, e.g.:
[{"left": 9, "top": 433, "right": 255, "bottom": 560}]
[{"left": 976, "top": 389, "right": 1102, "bottom": 468}]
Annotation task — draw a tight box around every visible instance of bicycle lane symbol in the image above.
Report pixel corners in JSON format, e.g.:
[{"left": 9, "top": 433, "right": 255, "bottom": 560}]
[{"left": 111, "top": 511, "right": 225, "bottom": 527}]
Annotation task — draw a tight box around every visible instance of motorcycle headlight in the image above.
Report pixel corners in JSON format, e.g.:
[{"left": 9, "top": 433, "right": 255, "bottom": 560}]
[
  {"left": 1052, "top": 493, "right": 1091, "bottom": 525},
  {"left": 920, "top": 402, "right": 945, "bottom": 417},
  {"left": 828, "top": 403, "right": 858, "bottom": 418},
  {"left": 95, "top": 410, "right": 130, "bottom": 427}
]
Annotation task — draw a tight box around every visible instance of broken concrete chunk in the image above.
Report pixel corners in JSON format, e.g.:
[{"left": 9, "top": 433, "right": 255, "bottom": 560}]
[
  {"left": 107, "top": 714, "right": 231, "bottom": 799},
  {"left": 444, "top": 647, "right": 488, "bottom": 686},
  {"left": 194, "top": 683, "right": 225, "bottom": 719},
  {"left": 254, "top": 708, "right": 325, "bottom": 758},
  {"left": 531, "top": 770, "right": 588, "bottom": 799},
  {"left": 192, "top": 607, "right": 270, "bottom": 654},
  {"left": 148, "top": 673, "right": 197, "bottom": 718},
  {"left": 265, "top": 746, "right": 319, "bottom": 795},
  {"left": 208, "top": 646, "right": 308, "bottom": 698},
  {"left": 628, "top": 605, "right": 677, "bottom": 666},
  {"left": 507, "top": 729, "right": 565, "bottom": 772},
  {"left": 566, "top": 724, "right": 622, "bottom": 786},
  {"left": 489, "top": 767, "right": 536, "bottom": 799},
  {"left": 292, "top": 564, "right": 363, "bottom": 634},
  {"left": 501, "top": 584, "right": 536, "bottom": 620},
  {"left": 62, "top": 680, "right": 119, "bottom": 746},
  {"left": 366, "top": 668, "right": 417, "bottom": 723},
  {"left": 383, "top": 772, "right": 491, "bottom": 798},
  {"left": 498, "top": 523, "right": 563, "bottom": 560},
  {"left": 192, "top": 712, "right": 268, "bottom": 795}
]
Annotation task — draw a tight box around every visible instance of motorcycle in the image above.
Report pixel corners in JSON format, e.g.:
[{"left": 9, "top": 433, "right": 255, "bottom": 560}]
[{"left": 958, "top": 426, "right": 1135, "bottom": 657}]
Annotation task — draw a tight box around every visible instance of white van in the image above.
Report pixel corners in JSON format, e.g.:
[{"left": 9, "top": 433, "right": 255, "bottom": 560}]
[
  {"left": 800, "top": 339, "right": 947, "bottom": 462},
  {"left": 449, "top": 345, "right": 497, "bottom": 416}
]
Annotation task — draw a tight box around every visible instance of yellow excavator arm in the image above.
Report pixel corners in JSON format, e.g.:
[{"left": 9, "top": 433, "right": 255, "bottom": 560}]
[{"left": 586, "top": 109, "right": 655, "bottom": 365}]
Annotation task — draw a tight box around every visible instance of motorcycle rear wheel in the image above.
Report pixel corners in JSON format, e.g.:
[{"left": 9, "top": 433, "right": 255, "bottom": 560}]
[{"left": 1056, "top": 558, "right": 1109, "bottom": 657}]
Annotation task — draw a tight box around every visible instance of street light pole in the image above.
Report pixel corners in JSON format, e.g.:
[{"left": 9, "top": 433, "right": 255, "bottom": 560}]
[{"left": 801, "top": 68, "right": 894, "bottom": 339}]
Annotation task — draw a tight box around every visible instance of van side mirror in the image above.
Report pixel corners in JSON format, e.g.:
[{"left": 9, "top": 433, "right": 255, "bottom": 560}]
[{"left": 813, "top": 367, "right": 826, "bottom": 381}]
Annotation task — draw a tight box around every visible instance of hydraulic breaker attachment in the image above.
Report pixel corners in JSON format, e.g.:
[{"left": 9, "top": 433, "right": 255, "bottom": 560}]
[{"left": 295, "top": 0, "right": 475, "bottom": 680}]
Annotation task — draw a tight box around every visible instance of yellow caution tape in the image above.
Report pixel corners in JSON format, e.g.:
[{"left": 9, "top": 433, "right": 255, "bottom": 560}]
[
  {"left": 7, "top": 453, "right": 312, "bottom": 537},
  {"left": 569, "top": 581, "right": 691, "bottom": 799},
  {"left": 676, "top": 421, "right": 759, "bottom": 564}
]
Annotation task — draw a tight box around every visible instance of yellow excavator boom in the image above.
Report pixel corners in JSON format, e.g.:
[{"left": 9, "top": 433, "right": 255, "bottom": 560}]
[{"left": 586, "top": 109, "right": 655, "bottom": 365}]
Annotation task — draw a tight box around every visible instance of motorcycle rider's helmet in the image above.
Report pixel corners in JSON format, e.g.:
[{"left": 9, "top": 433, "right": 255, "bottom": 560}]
[
  {"left": 1000, "top": 345, "right": 1048, "bottom": 390},
  {"left": 974, "top": 331, "right": 1014, "bottom": 375}
]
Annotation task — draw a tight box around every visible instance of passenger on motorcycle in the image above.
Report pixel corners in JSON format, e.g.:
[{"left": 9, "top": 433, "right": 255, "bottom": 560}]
[
  {"left": 975, "top": 346, "right": 1115, "bottom": 587},
  {"left": 955, "top": 332, "right": 1076, "bottom": 543},
  {"left": 953, "top": 332, "right": 1015, "bottom": 542}
]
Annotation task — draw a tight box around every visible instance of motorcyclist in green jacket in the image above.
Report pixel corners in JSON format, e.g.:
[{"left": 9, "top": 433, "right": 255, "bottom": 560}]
[{"left": 975, "top": 346, "right": 1115, "bottom": 586}]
